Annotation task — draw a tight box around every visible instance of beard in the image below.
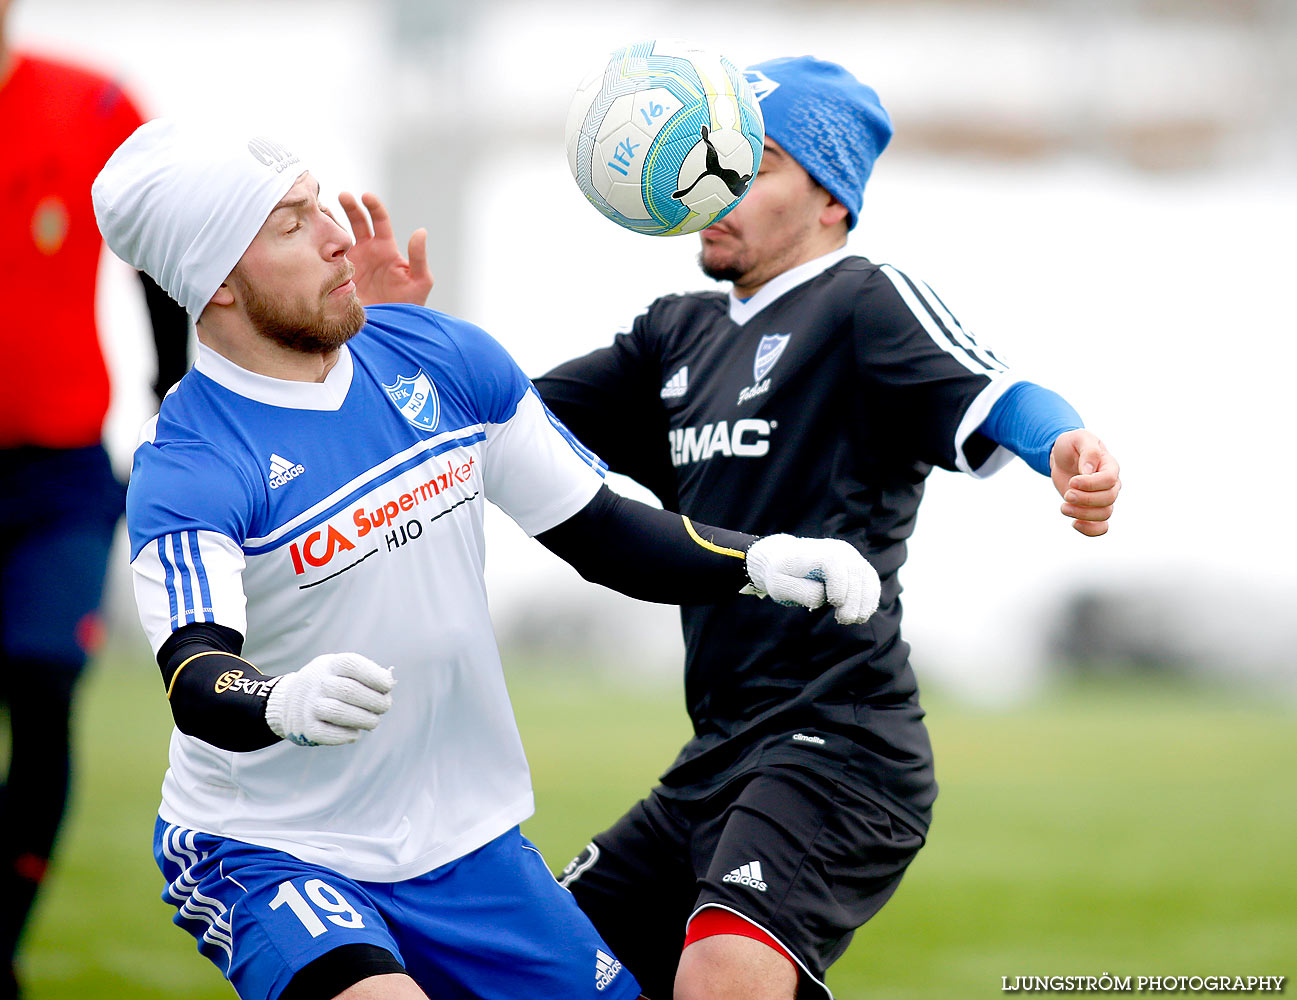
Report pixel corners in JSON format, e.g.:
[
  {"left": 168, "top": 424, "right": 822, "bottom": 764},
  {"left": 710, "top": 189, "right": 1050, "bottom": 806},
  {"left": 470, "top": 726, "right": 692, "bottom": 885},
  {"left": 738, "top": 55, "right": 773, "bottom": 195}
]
[
  {"left": 234, "top": 268, "right": 366, "bottom": 355},
  {"left": 698, "top": 246, "right": 750, "bottom": 285}
]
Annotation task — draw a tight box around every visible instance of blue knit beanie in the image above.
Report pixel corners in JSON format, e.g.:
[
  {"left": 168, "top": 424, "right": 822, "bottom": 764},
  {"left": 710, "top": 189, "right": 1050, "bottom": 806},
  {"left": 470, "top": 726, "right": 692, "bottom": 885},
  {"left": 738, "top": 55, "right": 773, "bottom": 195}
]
[{"left": 744, "top": 57, "right": 892, "bottom": 230}]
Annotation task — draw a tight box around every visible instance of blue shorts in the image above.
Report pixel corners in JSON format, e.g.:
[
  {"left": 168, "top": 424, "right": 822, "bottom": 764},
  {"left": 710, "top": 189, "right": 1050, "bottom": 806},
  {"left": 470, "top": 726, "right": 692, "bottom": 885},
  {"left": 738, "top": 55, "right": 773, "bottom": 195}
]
[
  {"left": 154, "top": 819, "right": 641, "bottom": 1000},
  {"left": 0, "top": 444, "right": 124, "bottom": 668}
]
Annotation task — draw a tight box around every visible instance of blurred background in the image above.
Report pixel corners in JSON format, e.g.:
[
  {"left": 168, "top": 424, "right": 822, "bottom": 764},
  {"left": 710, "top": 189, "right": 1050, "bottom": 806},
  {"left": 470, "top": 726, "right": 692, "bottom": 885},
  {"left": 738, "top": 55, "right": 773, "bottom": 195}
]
[{"left": 4, "top": 0, "right": 1295, "bottom": 996}]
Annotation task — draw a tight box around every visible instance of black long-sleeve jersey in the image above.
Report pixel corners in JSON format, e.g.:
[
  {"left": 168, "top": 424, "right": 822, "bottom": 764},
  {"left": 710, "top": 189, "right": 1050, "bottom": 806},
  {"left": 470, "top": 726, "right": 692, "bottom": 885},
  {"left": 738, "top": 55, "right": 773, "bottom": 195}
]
[{"left": 535, "top": 250, "right": 1014, "bottom": 829}]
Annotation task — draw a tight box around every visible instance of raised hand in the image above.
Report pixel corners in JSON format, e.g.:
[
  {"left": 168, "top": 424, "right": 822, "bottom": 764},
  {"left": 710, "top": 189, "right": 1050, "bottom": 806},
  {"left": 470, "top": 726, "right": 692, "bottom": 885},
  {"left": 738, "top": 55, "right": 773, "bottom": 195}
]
[{"left": 339, "top": 191, "right": 433, "bottom": 307}]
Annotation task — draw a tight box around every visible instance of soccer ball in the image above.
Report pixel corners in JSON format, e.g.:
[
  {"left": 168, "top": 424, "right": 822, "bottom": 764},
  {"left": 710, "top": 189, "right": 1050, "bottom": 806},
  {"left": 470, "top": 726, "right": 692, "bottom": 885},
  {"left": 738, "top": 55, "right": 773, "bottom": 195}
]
[{"left": 565, "top": 40, "right": 764, "bottom": 237}]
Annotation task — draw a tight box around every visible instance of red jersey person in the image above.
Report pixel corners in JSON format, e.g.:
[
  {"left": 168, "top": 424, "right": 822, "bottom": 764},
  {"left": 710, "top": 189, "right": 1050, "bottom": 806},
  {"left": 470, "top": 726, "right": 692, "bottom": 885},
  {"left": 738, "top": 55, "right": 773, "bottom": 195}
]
[{"left": 0, "top": 4, "right": 189, "bottom": 996}]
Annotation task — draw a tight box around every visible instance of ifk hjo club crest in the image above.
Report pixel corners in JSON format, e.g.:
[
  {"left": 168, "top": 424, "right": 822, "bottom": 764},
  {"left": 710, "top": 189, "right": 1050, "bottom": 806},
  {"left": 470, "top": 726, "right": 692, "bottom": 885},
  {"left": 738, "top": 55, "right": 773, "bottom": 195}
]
[{"left": 383, "top": 370, "right": 440, "bottom": 432}]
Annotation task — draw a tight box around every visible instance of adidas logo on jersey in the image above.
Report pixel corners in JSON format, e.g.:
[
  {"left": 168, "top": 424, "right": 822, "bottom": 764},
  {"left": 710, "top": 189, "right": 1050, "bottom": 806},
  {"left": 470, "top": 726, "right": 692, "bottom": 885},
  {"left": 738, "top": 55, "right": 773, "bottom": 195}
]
[
  {"left": 660, "top": 366, "right": 689, "bottom": 399},
  {"left": 722, "top": 860, "right": 768, "bottom": 892},
  {"left": 268, "top": 453, "right": 305, "bottom": 490},
  {"left": 595, "top": 948, "right": 623, "bottom": 992}
]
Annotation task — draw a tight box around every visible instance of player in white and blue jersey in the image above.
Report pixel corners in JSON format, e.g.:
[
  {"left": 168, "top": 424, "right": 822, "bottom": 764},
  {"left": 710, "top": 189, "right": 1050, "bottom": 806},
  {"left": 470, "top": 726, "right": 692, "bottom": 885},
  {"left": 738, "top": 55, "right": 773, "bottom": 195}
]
[{"left": 91, "top": 120, "right": 883, "bottom": 1000}]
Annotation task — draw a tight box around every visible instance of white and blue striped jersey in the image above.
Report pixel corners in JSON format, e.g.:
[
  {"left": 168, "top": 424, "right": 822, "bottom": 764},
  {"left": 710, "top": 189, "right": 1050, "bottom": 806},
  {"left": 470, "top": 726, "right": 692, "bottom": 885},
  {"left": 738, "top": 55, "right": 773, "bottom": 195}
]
[{"left": 127, "top": 303, "right": 606, "bottom": 882}]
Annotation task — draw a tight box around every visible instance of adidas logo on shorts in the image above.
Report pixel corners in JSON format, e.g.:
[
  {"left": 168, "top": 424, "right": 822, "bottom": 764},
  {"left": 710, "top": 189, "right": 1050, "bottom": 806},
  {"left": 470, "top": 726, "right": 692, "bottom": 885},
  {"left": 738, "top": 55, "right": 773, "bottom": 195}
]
[
  {"left": 722, "top": 860, "right": 768, "bottom": 892},
  {"left": 595, "top": 948, "right": 623, "bottom": 992}
]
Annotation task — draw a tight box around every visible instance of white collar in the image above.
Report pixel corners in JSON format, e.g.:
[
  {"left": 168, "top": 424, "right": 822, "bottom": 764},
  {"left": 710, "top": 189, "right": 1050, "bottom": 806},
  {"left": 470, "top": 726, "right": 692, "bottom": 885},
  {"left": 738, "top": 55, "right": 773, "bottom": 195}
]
[
  {"left": 194, "top": 341, "right": 355, "bottom": 411},
  {"left": 727, "top": 246, "right": 855, "bottom": 326}
]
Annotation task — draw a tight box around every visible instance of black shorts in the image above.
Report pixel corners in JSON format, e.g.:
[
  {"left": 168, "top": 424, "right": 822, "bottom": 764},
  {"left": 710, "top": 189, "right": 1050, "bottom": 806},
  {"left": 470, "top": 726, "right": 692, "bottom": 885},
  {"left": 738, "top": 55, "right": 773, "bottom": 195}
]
[{"left": 558, "top": 764, "right": 926, "bottom": 1000}]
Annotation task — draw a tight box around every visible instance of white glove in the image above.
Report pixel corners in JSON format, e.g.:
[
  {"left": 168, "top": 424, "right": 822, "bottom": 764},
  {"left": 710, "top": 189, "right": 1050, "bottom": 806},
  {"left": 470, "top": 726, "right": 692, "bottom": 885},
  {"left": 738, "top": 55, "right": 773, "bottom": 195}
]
[
  {"left": 745, "top": 534, "right": 881, "bottom": 625},
  {"left": 264, "top": 652, "right": 395, "bottom": 747}
]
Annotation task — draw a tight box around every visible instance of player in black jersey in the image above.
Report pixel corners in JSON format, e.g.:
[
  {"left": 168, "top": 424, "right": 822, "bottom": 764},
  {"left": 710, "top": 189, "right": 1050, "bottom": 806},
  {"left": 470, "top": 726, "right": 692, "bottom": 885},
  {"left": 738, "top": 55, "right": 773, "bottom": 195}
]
[
  {"left": 352, "top": 56, "right": 1120, "bottom": 1000},
  {"left": 531, "top": 57, "right": 1122, "bottom": 1000}
]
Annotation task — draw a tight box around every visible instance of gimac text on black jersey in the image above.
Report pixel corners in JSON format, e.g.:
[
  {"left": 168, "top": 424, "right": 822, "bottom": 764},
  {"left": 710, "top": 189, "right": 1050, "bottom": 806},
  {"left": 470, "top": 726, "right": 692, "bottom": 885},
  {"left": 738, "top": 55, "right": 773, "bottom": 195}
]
[{"left": 669, "top": 419, "right": 773, "bottom": 467}]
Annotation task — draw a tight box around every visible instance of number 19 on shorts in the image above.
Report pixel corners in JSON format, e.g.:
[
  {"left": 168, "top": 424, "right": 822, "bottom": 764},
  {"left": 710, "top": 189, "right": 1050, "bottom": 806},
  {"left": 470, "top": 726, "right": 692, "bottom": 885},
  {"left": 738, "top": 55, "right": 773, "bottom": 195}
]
[{"left": 269, "top": 879, "right": 365, "bottom": 938}]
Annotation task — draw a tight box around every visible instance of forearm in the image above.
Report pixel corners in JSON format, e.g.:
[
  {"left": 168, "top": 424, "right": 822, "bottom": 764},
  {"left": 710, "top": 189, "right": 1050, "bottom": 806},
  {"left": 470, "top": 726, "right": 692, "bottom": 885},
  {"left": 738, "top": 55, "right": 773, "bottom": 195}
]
[
  {"left": 536, "top": 485, "right": 754, "bottom": 604},
  {"left": 158, "top": 623, "right": 279, "bottom": 751},
  {"left": 977, "top": 380, "right": 1083, "bottom": 476}
]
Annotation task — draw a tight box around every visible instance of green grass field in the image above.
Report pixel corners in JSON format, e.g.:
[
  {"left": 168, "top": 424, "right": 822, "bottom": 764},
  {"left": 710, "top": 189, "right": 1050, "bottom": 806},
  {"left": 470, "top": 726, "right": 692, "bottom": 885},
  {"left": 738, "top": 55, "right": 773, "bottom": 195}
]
[{"left": 14, "top": 651, "right": 1296, "bottom": 999}]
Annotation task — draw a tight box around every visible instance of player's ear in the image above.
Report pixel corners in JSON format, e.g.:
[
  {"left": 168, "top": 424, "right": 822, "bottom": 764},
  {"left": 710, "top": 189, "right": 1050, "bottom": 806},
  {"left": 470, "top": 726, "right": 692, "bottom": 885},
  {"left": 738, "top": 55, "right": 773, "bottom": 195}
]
[
  {"left": 209, "top": 282, "right": 235, "bottom": 307},
  {"left": 820, "top": 198, "right": 849, "bottom": 229}
]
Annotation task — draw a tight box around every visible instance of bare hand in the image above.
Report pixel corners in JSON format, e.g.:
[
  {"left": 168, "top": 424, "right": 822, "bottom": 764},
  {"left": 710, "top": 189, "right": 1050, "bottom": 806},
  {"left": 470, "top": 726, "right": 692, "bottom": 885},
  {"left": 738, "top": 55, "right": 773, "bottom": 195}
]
[
  {"left": 339, "top": 191, "right": 433, "bottom": 307},
  {"left": 1050, "top": 429, "right": 1121, "bottom": 536}
]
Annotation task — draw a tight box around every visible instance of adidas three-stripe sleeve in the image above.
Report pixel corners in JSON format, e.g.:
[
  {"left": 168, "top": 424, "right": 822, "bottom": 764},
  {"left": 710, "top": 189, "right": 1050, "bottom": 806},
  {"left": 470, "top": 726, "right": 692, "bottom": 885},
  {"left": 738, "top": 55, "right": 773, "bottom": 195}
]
[
  {"left": 132, "top": 529, "right": 248, "bottom": 654},
  {"left": 857, "top": 264, "right": 1017, "bottom": 477},
  {"left": 128, "top": 432, "right": 253, "bottom": 656}
]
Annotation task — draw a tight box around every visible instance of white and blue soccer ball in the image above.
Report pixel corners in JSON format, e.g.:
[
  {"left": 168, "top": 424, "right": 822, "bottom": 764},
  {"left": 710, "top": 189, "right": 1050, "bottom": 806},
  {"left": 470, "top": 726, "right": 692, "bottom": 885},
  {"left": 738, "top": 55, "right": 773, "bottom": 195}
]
[{"left": 565, "top": 40, "right": 764, "bottom": 237}]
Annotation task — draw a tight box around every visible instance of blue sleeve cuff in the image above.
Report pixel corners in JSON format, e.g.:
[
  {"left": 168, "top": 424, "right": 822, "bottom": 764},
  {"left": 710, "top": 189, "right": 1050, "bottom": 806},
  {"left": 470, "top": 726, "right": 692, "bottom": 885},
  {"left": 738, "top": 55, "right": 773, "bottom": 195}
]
[{"left": 977, "top": 381, "right": 1083, "bottom": 476}]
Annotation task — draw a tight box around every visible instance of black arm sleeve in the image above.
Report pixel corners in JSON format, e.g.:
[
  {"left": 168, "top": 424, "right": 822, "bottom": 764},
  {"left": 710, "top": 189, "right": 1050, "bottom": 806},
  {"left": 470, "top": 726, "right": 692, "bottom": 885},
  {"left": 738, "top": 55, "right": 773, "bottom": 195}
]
[
  {"left": 156, "top": 623, "right": 280, "bottom": 752},
  {"left": 534, "top": 311, "right": 678, "bottom": 508},
  {"left": 536, "top": 485, "right": 756, "bottom": 604},
  {"left": 138, "top": 270, "right": 190, "bottom": 402}
]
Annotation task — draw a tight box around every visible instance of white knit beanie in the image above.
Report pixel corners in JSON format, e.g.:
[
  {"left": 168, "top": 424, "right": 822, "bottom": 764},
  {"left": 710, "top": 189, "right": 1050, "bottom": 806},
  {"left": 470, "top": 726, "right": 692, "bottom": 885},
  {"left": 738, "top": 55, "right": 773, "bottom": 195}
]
[{"left": 92, "top": 118, "right": 306, "bottom": 320}]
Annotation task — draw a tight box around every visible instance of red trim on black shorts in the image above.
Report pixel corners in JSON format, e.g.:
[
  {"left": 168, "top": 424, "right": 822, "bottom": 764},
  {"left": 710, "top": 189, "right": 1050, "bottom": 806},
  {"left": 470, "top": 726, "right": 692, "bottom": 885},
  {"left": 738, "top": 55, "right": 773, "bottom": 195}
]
[{"left": 683, "top": 906, "right": 797, "bottom": 975}]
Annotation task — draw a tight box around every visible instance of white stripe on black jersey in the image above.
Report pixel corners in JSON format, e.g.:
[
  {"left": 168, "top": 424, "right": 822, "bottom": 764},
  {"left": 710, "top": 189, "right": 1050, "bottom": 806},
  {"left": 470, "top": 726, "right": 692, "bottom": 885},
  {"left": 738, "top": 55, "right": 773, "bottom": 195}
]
[
  {"left": 911, "top": 277, "right": 1009, "bottom": 373},
  {"left": 909, "top": 274, "right": 1008, "bottom": 372},
  {"left": 880, "top": 264, "right": 1007, "bottom": 376}
]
